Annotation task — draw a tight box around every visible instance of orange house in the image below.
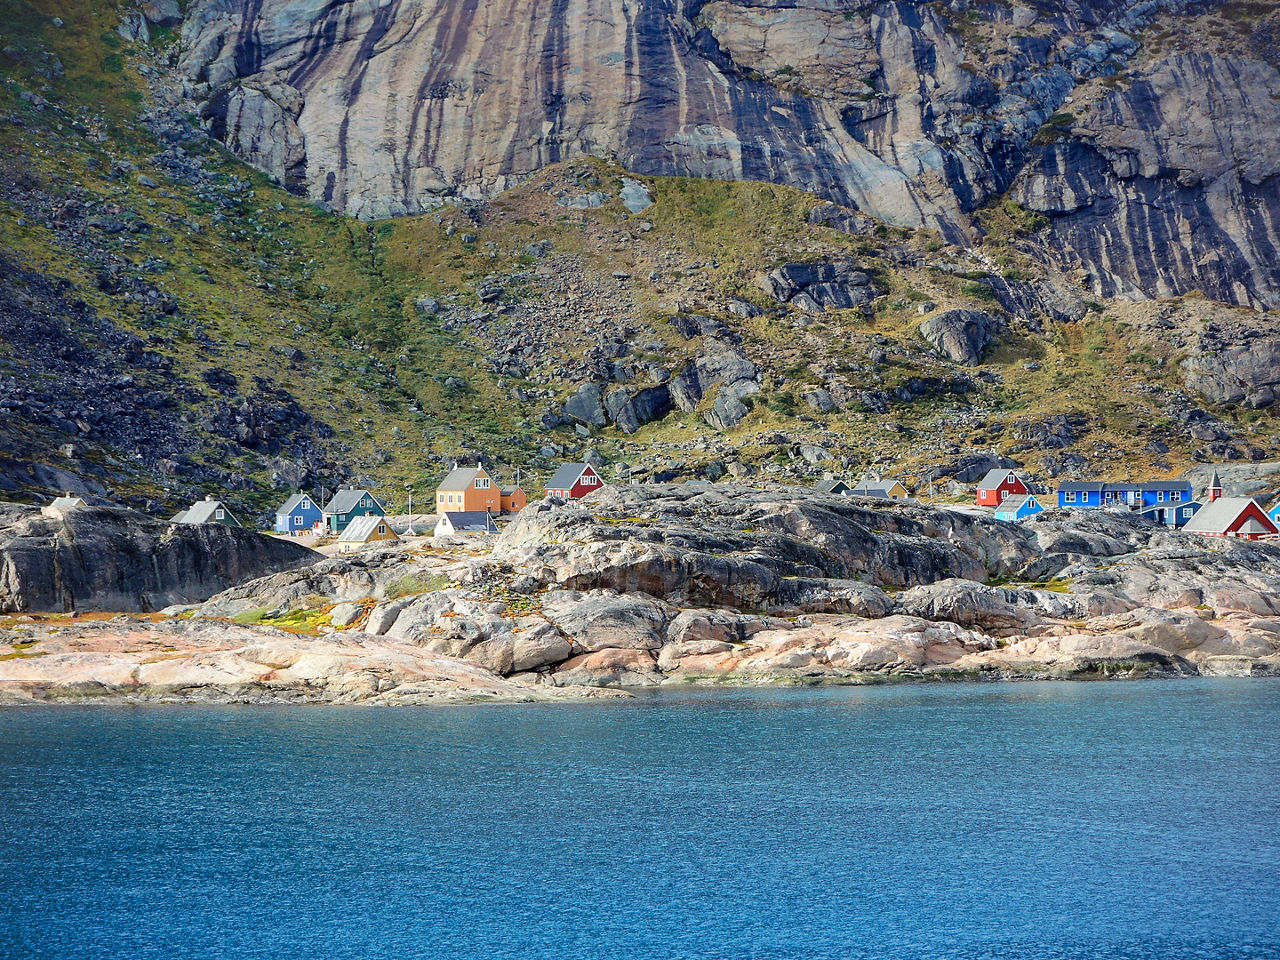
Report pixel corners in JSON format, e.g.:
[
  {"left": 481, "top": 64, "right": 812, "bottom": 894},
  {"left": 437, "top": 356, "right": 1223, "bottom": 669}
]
[
  {"left": 500, "top": 485, "right": 527, "bottom": 514},
  {"left": 435, "top": 466, "right": 501, "bottom": 514}
]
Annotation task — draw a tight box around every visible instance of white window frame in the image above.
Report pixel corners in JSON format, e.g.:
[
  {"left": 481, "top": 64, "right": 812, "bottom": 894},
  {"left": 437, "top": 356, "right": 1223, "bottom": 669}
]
[
  {"left": 581, "top": 474, "right": 598, "bottom": 486},
  {"left": 1171, "top": 491, "right": 1181, "bottom": 502},
  {"left": 475, "top": 478, "right": 491, "bottom": 489},
  {"left": 294, "top": 515, "right": 303, "bottom": 525},
  {"left": 215, "top": 509, "right": 225, "bottom": 519},
  {"left": 1065, "top": 491, "right": 1077, "bottom": 504}
]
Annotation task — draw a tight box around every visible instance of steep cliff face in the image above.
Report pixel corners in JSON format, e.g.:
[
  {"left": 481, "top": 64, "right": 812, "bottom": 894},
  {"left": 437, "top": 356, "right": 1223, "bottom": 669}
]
[
  {"left": 1011, "top": 53, "right": 1280, "bottom": 310},
  {"left": 0, "top": 503, "right": 317, "bottom": 614},
  {"left": 177, "top": 0, "right": 1280, "bottom": 308}
]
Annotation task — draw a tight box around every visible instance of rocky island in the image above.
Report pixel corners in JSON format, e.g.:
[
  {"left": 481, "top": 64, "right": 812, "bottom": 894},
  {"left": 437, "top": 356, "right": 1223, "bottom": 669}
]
[{"left": 3, "top": 485, "right": 1277, "bottom": 705}]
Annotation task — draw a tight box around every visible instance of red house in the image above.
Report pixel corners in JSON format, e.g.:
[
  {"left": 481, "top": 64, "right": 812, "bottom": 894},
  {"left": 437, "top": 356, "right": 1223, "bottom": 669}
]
[
  {"left": 976, "top": 468, "right": 1029, "bottom": 507},
  {"left": 1182, "top": 497, "right": 1279, "bottom": 541},
  {"left": 545, "top": 462, "right": 605, "bottom": 500}
]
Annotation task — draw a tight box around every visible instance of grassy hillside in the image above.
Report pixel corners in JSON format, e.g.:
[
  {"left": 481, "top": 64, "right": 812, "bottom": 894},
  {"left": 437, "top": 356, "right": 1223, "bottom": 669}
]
[{"left": 0, "top": 0, "right": 1275, "bottom": 522}]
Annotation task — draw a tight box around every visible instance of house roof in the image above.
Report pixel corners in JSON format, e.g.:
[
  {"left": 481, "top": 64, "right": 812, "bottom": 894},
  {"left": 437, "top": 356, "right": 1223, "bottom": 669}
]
[
  {"left": 1139, "top": 500, "right": 1202, "bottom": 515},
  {"left": 437, "top": 467, "right": 486, "bottom": 492},
  {"left": 1106, "top": 481, "right": 1191, "bottom": 493},
  {"left": 851, "top": 485, "right": 895, "bottom": 498},
  {"left": 500, "top": 486, "right": 524, "bottom": 496},
  {"left": 996, "top": 494, "right": 1038, "bottom": 514},
  {"left": 337, "top": 514, "right": 396, "bottom": 543},
  {"left": 441, "top": 511, "right": 498, "bottom": 533},
  {"left": 49, "top": 496, "right": 86, "bottom": 510},
  {"left": 1182, "top": 497, "right": 1277, "bottom": 535},
  {"left": 276, "top": 493, "right": 317, "bottom": 514},
  {"left": 1058, "top": 482, "right": 1105, "bottom": 493},
  {"left": 178, "top": 499, "right": 237, "bottom": 525},
  {"left": 851, "top": 477, "right": 904, "bottom": 496},
  {"left": 324, "top": 488, "right": 382, "bottom": 515},
  {"left": 1208, "top": 468, "right": 1223, "bottom": 489},
  {"left": 546, "top": 463, "right": 592, "bottom": 490},
  {"left": 814, "top": 478, "right": 850, "bottom": 494},
  {"left": 976, "top": 468, "right": 1019, "bottom": 491}
]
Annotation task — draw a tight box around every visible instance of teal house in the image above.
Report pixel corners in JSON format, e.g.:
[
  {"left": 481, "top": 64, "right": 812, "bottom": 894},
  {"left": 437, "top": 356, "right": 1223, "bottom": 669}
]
[
  {"left": 322, "top": 487, "right": 385, "bottom": 534},
  {"left": 994, "top": 493, "right": 1044, "bottom": 523}
]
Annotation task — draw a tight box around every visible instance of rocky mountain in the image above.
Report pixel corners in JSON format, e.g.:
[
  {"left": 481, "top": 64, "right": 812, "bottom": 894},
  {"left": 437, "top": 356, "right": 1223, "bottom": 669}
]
[
  {"left": 181, "top": 0, "right": 1280, "bottom": 308},
  {"left": 1, "top": 0, "right": 1278, "bottom": 518}
]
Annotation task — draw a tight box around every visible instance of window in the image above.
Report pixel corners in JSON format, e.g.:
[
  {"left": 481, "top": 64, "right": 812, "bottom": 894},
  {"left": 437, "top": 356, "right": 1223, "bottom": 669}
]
[
  {"left": 340, "top": 514, "right": 347, "bottom": 521},
  {"left": 377, "top": 525, "right": 386, "bottom": 535},
  {"left": 301, "top": 500, "right": 310, "bottom": 509},
  {"left": 1065, "top": 491, "right": 1077, "bottom": 504},
  {"left": 361, "top": 498, "right": 370, "bottom": 507},
  {"left": 476, "top": 478, "right": 491, "bottom": 489},
  {"left": 215, "top": 509, "right": 224, "bottom": 519},
  {"left": 1172, "top": 491, "right": 1182, "bottom": 502},
  {"left": 1158, "top": 491, "right": 1166, "bottom": 502},
  {"left": 294, "top": 515, "right": 303, "bottom": 525},
  {"left": 582, "top": 474, "right": 598, "bottom": 486}
]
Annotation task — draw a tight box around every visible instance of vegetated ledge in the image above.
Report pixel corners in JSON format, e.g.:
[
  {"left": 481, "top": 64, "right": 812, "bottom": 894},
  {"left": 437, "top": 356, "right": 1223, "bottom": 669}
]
[{"left": 2, "top": 485, "right": 1278, "bottom": 704}]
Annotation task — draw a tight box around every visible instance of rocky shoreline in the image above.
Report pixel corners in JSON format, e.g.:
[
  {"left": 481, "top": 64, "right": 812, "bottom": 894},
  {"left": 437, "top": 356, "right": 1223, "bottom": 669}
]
[{"left": 3, "top": 485, "right": 1278, "bottom": 705}]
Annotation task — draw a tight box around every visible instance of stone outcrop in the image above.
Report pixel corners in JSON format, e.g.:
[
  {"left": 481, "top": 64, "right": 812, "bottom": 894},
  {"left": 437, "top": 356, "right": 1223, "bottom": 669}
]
[
  {"left": 760, "top": 261, "right": 876, "bottom": 312},
  {"left": 8, "top": 487, "right": 1280, "bottom": 702},
  {"left": 1181, "top": 332, "right": 1280, "bottom": 409},
  {"left": 491, "top": 484, "right": 1036, "bottom": 603},
  {"left": 174, "top": 0, "right": 1280, "bottom": 308},
  {"left": 918, "top": 309, "right": 1002, "bottom": 365},
  {"left": 0, "top": 503, "right": 316, "bottom": 613},
  {"left": 0, "top": 617, "right": 617, "bottom": 704}
]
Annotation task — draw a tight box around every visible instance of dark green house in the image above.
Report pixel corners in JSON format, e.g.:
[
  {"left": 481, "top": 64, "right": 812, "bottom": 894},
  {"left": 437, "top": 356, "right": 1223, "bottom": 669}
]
[{"left": 322, "top": 487, "right": 385, "bottom": 534}]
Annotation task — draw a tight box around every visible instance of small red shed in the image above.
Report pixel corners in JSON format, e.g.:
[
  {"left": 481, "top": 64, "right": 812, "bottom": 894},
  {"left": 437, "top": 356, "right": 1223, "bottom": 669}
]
[{"left": 545, "top": 462, "right": 605, "bottom": 500}]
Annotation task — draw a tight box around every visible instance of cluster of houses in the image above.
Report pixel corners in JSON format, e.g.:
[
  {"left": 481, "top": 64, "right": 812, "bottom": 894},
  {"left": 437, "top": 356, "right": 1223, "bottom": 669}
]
[
  {"left": 973, "top": 467, "right": 1280, "bottom": 540},
  {"left": 811, "top": 466, "right": 1280, "bottom": 542},
  {"left": 47, "top": 459, "right": 1280, "bottom": 550},
  {"left": 159, "top": 461, "right": 608, "bottom": 551}
]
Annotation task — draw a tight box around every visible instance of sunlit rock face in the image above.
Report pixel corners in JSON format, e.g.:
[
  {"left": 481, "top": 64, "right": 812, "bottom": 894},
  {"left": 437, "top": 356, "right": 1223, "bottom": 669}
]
[{"left": 179, "top": 0, "right": 1280, "bottom": 307}]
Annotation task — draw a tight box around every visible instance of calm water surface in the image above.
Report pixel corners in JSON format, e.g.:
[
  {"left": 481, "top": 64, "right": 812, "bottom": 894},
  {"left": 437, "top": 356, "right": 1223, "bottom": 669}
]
[{"left": 1, "top": 680, "right": 1278, "bottom": 960}]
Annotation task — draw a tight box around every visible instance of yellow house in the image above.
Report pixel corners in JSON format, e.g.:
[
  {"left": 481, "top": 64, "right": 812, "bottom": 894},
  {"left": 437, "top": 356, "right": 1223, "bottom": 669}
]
[
  {"left": 336, "top": 515, "right": 399, "bottom": 553},
  {"left": 850, "top": 478, "right": 910, "bottom": 499}
]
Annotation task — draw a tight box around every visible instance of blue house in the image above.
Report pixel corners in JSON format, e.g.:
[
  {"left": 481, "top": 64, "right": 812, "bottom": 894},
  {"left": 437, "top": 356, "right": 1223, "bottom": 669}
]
[
  {"left": 1058, "top": 480, "right": 1193, "bottom": 510},
  {"left": 1057, "top": 482, "right": 1105, "bottom": 508},
  {"left": 323, "top": 487, "right": 386, "bottom": 534},
  {"left": 994, "top": 493, "right": 1044, "bottom": 523},
  {"left": 1269, "top": 501, "right": 1280, "bottom": 527},
  {"left": 1109, "top": 481, "right": 1195, "bottom": 509},
  {"left": 1139, "top": 500, "right": 1203, "bottom": 528},
  {"left": 274, "top": 492, "right": 323, "bottom": 535}
]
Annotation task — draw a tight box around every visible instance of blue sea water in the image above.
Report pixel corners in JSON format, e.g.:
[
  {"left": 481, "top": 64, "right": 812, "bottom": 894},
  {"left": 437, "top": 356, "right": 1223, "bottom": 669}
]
[{"left": 1, "top": 680, "right": 1278, "bottom": 960}]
